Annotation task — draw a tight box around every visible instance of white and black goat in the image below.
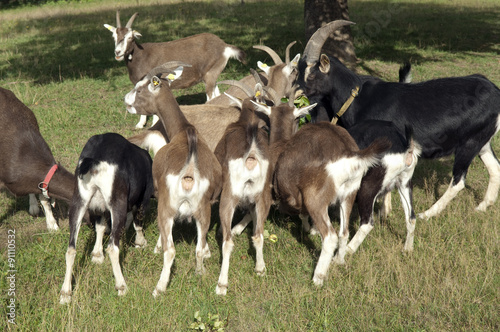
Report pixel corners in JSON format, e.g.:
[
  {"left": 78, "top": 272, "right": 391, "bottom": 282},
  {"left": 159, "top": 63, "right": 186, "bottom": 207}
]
[
  {"left": 213, "top": 84, "right": 273, "bottom": 296},
  {"left": 60, "top": 133, "right": 154, "bottom": 304},
  {"left": 0, "top": 87, "right": 75, "bottom": 231},
  {"left": 124, "top": 62, "right": 222, "bottom": 297},
  {"left": 297, "top": 20, "right": 500, "bottom": 218},
  {"left": 346, "top": 121, "right": 421, "bottom": 253},
  {"left": 253, "top": 98, "right": 390, "bottom": 286},
  {"left": 105, "top": 11, "right": 246, "bottom": 128}
]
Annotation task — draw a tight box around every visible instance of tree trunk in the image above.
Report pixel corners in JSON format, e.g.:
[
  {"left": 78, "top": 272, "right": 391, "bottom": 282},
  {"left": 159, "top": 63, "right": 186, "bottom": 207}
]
[{"left": 304, "top": 0, "right": 357, "bottom": 67}]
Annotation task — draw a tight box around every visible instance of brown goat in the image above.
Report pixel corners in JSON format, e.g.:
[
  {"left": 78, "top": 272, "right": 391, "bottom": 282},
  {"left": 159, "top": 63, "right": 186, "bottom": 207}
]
[
  {"left": 253, "top": 99, "right": 390, "bottom": 286},
  {"left": 0, "top": 87, "right": 75, "bottom": 230},
  {"left": 105, "top": 11, "right": 246, "bottom": 128},
  {"left": 124, "top": 62, "right": 222, "bottom": 297}
]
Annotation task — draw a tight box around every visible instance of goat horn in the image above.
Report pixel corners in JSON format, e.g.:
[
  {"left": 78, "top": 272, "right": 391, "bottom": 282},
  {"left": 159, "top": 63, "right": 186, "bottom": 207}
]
[
  {"left": 146, "top": 61, "right": 191, "bottom": 80},
  {"left": 263, "top": 86, "right": 281, "bottom": 105},
  {"left": 253, "top": 45, "right": 283, "bottom": 65},
  {"left": 285, "top": 41, "right": 297, "bottom": 64},
  {"left": 302, "top": 20, "right": 355, "bottom": 65},
  {"left": 116, "top": 11, "right": 121, "bottom": 28},
  {"left": 249, "top": 68, "right": 264, "bottom": 87},
  {"left": 218, "top": 80, "right": 254, "bottom": 98},
  {"left": 125, "top": 12, "right": 139, "bottom": 29}
]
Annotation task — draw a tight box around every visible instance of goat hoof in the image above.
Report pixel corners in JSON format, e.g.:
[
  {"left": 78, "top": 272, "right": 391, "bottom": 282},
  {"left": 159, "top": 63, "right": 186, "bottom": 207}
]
[
  {"left": 231, "top": 225, "right": 245, "bottom": 236},
  {"left": 195, "top": 266, "right": 206, "bottom": 275},
  {"left": 309, "top": 228, "right": 320, "bottom": 236},
  {"left": 116, "top": 285, "right": 128, "bottom": 296},
  {"left": 153, "top": 245, "right": 161, "bottom": 254},
  {"left": 91, "top": 252, "right": 105, "bottom": 264},
  {"left": 312, "top": 274, "right": 325, "bottom": 287},
  {"left": 417, "top": 212, "right": 430, "bottom": 220},
  {"left": 332, "top": 255, "right": 345, "bottom": 265},
  {"left": 59, "top": 292, "right": 72, "bottom": 304},
  {"left": 135, "top": 239, "right": 147, "bottom": 248},
  {"left": 47, "top": 223, "right": 60, "bottom": 232},
  {"left": 255, "top": 268, "right": 266, "bottom": 277},
  {"left": 152, "top": 287, "right": 164, "bottom": 298},
  {"left": 215, "top": 284, "right": 228, "bottom": 296},
  {"left": 29, "top": 205, "right": 40, "bottom": 216},
  {"left": 475, "top": 201, "right": 490, "bottom": 212}
]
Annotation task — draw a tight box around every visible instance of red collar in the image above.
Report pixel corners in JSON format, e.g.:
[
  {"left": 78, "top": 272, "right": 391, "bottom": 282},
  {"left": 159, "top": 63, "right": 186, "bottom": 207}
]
[{"left": 38, "top": 164, "right": 59, "bottom": 199}]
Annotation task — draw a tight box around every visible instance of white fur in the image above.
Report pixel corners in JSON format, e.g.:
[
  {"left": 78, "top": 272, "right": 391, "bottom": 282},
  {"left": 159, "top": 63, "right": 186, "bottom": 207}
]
[
  {"left": 419, "top": 177, "right": 466, "bottom": 219},
  {"left": 142, "top": 130, "right": 167, "bottom": 155},
  {"left": 228, "top": 145, "right": 269, "bottom": 201},
  {"left": 325, "top": 156, "right": 376, "bottom": 203},
  {"left": 78, "top": 161, "right": 117, "bottom": 213},
  {"left": 166, "top": 171, "right": 210, "bottom": 218},
  {"left": 312, "top": 231, "right": 338, "bottom": 286}
]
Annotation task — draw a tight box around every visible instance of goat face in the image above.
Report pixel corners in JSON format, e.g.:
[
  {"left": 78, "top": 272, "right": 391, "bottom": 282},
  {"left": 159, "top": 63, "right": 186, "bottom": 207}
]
[
  {"left": 125, "top": 66, "right": 184, "bottom": 115},
  {"left": 104, "top": 12, "right": 142, "bottom": 61}
]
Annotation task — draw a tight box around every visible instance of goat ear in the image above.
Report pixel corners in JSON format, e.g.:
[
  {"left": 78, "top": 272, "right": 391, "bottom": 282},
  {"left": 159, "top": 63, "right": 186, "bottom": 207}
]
[
  {"left": 319, "top": 54, "right": 330, "bottom": 73},
  {"left": 104, "top": 24, "right": 116, "bottom": 33},
  {"left": 133, "top": 30, "right": 142, "bottom": 39},
  {"left": 257, "top": 61, "right": 271, "bottom": 75},
  {"left": 224, "top": 92, "right": 243, "bottom": 108},
  {"left": 165, "top": 66, "right": 184, "bottom": 85},
  {"left": 254, "top": 83, "right": 265, "bottom": 103},
  {"left": 150, "top": 76, "right": 162, "bottom": 91},
  {"left": 283, "top": 54, "right": 300, "bottom": 78},
  {"left": 251, "top": 100, "right": 272, "bottom": 117},
  {"left": 293, "top": 103, "right": 317, "bottom": 118}
]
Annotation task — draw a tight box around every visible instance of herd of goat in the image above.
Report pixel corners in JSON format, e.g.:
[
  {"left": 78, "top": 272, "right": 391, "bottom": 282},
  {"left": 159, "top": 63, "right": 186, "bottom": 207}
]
[{"left": 1, "top": 12, "right": 499, "bottom": 304}]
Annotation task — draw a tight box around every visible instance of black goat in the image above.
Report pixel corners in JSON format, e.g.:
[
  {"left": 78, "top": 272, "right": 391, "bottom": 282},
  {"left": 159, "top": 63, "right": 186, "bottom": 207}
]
[
  {"left": 296, "top": 20, "right": 500, "bottom": 218},
  {"left": 60, "top": 133, "right": 154, "bottom": 304}
]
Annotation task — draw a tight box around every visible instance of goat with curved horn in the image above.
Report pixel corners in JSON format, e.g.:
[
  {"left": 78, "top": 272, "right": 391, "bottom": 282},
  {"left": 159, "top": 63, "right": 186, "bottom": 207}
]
[
  {"left": 302, "top": 20, "right": 355, "bottom": 65},
  {"left": 253, "top": 45, "right": 283, "bottom": 65},
  {"left": 285, "top": 41, "right": 297, "bottom": 64},
  {"left": 125, "top": 12, "right": 138, "bottom": 29}
]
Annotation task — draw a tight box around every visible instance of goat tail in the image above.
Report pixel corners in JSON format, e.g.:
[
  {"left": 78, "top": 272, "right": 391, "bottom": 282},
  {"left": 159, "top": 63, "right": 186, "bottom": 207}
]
[
  {"left": 404, "top": 125, "right": 421, "bottom": 167},
  {"left": 356, "top": 137, "right": 392, "bottom": 169},
  {"left": 181, "top": 127, "right": 198, "bottom": 192},
  {"left": 399, "top": 62, "right": 412, "bottom": 83},
  {"left": 225, "top": 45, "right": 247, "bottom": 65},
  {"left": 77, "top": 158, "right": 99, "bottom": 179},
  {"left": 245, "top": 123, "right": 261, "bottom": 170}
]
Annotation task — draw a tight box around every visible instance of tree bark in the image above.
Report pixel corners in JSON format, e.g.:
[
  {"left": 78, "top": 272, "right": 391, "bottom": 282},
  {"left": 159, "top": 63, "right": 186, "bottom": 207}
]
[{"left": 304, "top": 0, "right": 357, "bottom": 67}]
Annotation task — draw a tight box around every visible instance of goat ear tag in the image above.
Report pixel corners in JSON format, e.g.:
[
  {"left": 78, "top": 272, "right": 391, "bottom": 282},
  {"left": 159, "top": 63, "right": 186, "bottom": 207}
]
[
  {"left": 150, "top": 77, "right": 161, "bottom": 90},
  {"left": 104, "top": 24, "right": 115, "bottom": 32}
]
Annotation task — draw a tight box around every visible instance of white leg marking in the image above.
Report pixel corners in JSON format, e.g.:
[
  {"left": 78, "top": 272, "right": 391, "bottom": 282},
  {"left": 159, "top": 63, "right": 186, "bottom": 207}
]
[
  {"left": 313, "top": 232, "right": 338, "bottom": 286},
  {"left": 346, "top": 224, "right": 374, "bottom": 255},
  {"left": 398, "top": 184, "right": 416, "bottom": 251},
  {"left": 252, "top": 233, "right": 266, "bottom": 276},
  {"left": 151, "top": 115, "right": 159, "bottom": 126},
  {"left": 333, "top": 201, "right": 350, "bottom": 265},
  {"left": 380, "top": 192, "right": 392, "bottom": 219},
  {"left": 40, "top": 194, "right": 58, "bottom": 231},
  {"left": 231, "top": 213, "right": 252, "bottom": 236},
  {"left": 91, "top": 218, "right": 106, "bottom": 264},
  {"left": 154, "top": 234, "right": 162, "bottom": 254},
  {"left": 60, "top": 247, "right": 76, "bottom": 304},
  {"left": 153, "top": 218, "right": 175, "bottom": 297},
  {"left": 195, "top": 219, "right": 210, "bottom": 275},
  {"left": 29, "top": 194, "right": 40, "bottom": 216},
  {"left": 135, "top": 115, "right": 147, "bottom": 129},
  {"left": 216, "top": 239, "right": 234, "bottom": 296},
  {"left": 107, "top": 244, "right": 127, "bottom": 296},
  {"left": 476, "top": 144, "right": 500, "bottom": 211},
  {"left": 419, "top": 178, "right": 465, "bottom": 219}
]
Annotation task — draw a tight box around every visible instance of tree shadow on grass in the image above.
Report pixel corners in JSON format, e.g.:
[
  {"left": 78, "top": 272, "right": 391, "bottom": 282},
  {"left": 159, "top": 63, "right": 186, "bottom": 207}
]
[{"left": 1, "top": 1, "right": 498, "bottom": 86}]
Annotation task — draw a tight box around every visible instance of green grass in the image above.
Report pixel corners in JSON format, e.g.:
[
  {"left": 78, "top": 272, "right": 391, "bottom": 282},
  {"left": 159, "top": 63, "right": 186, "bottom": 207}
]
[{"left": 1, "top": 0, "right": 499, "bottom": 331}]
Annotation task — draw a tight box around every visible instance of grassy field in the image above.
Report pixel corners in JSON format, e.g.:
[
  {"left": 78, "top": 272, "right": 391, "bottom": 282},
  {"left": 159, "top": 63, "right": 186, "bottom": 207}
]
[{"left": 1, "top": 0, "right": 499, "bottom": 330}]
